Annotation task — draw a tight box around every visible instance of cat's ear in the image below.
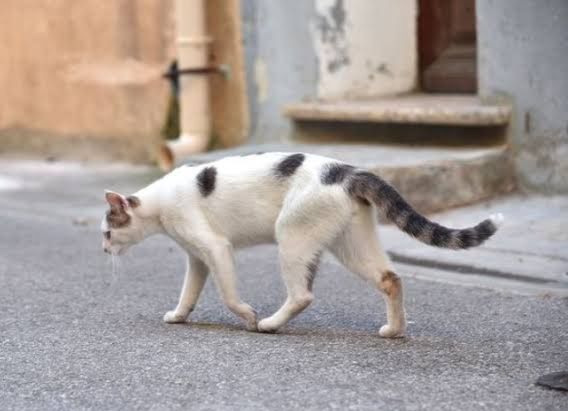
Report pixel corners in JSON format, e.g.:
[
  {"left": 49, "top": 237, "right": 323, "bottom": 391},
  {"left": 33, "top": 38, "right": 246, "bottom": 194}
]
[{"left": 105, "top": 190, "right": 129, "bottom": 210}]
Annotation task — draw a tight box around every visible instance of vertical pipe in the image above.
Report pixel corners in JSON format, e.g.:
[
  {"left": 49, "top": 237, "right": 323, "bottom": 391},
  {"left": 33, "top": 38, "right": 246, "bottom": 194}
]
[{"left": 158, "top": 0, "right": 212, "bottom": 171}]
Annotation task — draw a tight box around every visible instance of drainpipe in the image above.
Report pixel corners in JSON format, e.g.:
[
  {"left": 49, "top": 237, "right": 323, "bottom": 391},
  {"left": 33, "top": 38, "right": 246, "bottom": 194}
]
[{"left": 158, "top": 0, "right": 212, "bottom": 171}]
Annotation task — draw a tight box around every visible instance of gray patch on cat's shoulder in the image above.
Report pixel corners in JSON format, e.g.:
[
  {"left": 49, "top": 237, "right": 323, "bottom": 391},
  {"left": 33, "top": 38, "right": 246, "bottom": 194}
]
[
  {"left": 274, "top": 153, "right": 305, "bottom": 179},
  {"left": 196, "top": 166, "right": 217, "bottom": 197},
  {"left": 321, "top": 163, "right": 355, "bottom": 185}
]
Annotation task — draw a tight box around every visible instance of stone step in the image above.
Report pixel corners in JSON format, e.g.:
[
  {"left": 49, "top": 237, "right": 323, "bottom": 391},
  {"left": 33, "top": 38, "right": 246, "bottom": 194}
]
[
  {"left": 284, "top": 94, "right": 512, "bottom": 126},
  {"left": 183, "top": 143, "right": 515, "bottom": 214}
]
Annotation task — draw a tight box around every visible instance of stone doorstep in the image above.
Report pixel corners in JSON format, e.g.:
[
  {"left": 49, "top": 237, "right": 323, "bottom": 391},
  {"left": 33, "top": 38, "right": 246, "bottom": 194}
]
[
  {"left": 184, "top": 143, "right": 515, "bottom": 214},
  {"left": 284, "top": 94, "right": 512, "bottom": 126}
]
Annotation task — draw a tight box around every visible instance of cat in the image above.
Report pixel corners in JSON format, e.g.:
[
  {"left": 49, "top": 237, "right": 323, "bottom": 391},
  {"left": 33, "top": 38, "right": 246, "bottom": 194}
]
[{"left": 101, "top": 152, "right": 503, "bottom": 337}]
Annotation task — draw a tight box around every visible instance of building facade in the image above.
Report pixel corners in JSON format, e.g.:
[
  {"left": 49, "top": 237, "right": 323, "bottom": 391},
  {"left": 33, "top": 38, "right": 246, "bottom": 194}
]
[{"left": 1, "top": 0, "right": 566, "bottom": 192}]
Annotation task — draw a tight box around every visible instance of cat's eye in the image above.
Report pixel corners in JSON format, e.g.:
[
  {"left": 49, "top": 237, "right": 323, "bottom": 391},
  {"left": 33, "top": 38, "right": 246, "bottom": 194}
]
[{"left": 104, "top": 231, "right": 111, "bottom": 240}]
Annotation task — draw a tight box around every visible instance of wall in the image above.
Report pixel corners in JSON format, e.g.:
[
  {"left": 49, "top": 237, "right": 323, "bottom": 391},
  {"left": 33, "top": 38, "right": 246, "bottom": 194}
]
[
  {"left": 0, "top": 0, "right": 176, "bottom": 162},
  {"left": 314, "top": 0, "right": 416, "bottom": 100},
  {"left": 241, "top": 0, "right": 417, "bottom": 143},
  {"left": 241, "top": 0, "right": 318, "bottom": 144},
  {"left": 477, "top": 0, "right": 568, "bottom": 193},
  {"left": 206, "top": 0, "right": 250, "bottom": 149}
]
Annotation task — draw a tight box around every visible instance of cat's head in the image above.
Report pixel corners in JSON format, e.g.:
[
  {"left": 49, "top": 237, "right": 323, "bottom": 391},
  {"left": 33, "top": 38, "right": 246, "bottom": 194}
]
[{"left": 101, "top": 190, "right": 144, "bottom": 255}]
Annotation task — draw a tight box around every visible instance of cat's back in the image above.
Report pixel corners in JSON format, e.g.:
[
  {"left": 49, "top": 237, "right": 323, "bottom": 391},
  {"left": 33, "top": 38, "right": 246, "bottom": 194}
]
[
  {"left": 176, "top": 152, "right": 332, "bottom": 183},
  {"left": 158, "top": 152, "right": 351, "bottom": 245},
  {"left": 169, "top": 151, "right": 350, "bottom": 195}
]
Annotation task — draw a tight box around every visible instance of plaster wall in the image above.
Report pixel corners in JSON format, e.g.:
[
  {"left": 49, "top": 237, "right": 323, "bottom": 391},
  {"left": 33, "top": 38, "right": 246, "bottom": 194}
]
[
  {"left": 0, "top": 0, "right": 248, "bottom": 162},
  {"left": 241, "top": 0, "right": 318, "bottom": 143},
  {"left": 477, "top": 0, "right": 568, "bottom": 192},
  {"left": 0, "top": 0, "right": 175, "bottom": 145},
  {"left": 241, "top": 0, "right": 417, "bottom": 143},
  {"left": 313, "top": 0, "right": 417, "bottom": 100}
]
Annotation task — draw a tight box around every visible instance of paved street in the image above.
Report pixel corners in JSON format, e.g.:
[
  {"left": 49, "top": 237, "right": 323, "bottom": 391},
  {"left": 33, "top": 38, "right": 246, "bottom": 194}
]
[{"left": 1, "top": 160, "right": 567, "bottom": 410}]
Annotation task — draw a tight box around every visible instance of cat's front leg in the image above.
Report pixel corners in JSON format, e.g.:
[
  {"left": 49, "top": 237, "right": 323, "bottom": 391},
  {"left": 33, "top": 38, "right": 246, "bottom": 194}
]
[
  {"left": 207, "top": 240, "right": 258, "bottom": 331},
  {"left": 164, "top": 254, "right": 209, "bottom": 324}
]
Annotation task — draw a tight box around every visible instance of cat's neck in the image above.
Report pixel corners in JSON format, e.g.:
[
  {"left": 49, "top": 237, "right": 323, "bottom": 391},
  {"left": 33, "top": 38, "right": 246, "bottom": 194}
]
[{"left": 133, "top": 179, "right": 166, "bottom": 236}]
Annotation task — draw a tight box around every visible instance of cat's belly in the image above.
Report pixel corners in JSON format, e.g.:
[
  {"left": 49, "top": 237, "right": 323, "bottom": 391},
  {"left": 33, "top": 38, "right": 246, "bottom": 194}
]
[
  {"left": 205, "top": 200, "right": 281, "bottom": 248},
  {"left": 231, "top": 230, "right": 276, "bottom": 249}
]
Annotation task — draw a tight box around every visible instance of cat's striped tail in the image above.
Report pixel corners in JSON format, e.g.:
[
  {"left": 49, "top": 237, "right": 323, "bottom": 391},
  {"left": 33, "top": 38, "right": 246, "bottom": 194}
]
[{"left": 347, "top": 171, "right": 503, "bottom": 249}]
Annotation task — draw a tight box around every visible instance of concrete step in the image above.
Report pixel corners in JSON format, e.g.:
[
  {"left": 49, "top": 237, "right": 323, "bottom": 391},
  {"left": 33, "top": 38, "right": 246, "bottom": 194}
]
[
  {"left": 284, "top": 94, "right": 511, "bottom": 126},
  {"left": 183, "top": 143, "right": 515, "bottom": 214}
]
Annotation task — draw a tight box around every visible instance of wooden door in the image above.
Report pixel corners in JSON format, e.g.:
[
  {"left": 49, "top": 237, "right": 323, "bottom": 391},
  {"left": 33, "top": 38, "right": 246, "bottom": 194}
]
[{"left": 418, "top": 0, "right": 477, "bottom": 93}]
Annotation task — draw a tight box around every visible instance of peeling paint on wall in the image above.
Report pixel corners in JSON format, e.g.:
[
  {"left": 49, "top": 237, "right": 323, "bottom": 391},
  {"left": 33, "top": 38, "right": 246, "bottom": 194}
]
[
  {"left": 314, "top": 0, "right": 350, "bottom": 74},
  {"left": 312, "top": 0, "right": 417, "bottom": 100}
]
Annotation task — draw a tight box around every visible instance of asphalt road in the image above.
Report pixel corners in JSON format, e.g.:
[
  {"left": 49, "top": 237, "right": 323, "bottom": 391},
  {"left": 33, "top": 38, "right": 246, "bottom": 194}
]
[{"left": 1, "top": 161, "right": 567, "bottom": 410}]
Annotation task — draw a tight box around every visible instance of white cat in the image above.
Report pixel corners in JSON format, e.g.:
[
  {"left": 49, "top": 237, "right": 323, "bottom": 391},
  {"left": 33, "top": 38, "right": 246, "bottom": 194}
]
[{"left": 101, "top": 152, "right": 503, "bottom": 337}]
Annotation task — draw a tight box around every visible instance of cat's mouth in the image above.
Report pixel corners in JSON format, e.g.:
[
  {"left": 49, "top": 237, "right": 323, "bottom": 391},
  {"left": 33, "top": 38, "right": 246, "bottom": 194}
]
[{"left": 104, "top": 245, "right": 128, "bottom": 256}]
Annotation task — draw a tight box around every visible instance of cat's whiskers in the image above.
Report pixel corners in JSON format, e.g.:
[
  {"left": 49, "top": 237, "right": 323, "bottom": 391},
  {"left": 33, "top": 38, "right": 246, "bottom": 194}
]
[{"left": 110, "top": 253, "right": 123, "bottom": 286}]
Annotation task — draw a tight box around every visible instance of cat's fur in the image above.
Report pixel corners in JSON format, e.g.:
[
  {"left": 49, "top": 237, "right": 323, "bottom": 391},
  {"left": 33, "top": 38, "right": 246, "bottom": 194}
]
[{"left": 101, "top": 152, "right": 503, "bottom": 337}]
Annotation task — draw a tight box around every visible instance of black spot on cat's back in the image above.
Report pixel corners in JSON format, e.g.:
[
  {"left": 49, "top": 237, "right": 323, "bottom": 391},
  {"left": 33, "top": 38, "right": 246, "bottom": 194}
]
[
  {"left": 274, "top": 153, "right": 305, "bottom": 179},
  {"left": 321, "top": 163, "right": 354, "bottom": 185},
  {"left": 196, "top": 166, "right": 217, "bottom": 197}
]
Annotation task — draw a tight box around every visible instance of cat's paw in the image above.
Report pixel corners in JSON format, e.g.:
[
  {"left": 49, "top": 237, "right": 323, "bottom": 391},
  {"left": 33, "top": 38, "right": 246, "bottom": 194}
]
[
  {"left": 163, "top": 311, "right": 187, "bottom": 324},
  {"left": 243, "top": 307, "right": 258, "bottom": 332},
  {"left": 257, "top": 318, "right": 279, "bottom": 333},
  {"left": 379, "top": 324, "right": 405, "bottom": 338}
]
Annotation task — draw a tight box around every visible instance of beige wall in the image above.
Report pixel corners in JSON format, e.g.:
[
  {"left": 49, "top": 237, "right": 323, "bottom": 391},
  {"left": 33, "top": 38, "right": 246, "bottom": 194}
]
[
  {"left": 0, "top": 0, "right": 248, "bottom": 162},
  {"left": 0, "top": 0, "right": 177, "bottom": 160},
  {"left": 207, "top": 0, "right": 249, "bottom": 149}
]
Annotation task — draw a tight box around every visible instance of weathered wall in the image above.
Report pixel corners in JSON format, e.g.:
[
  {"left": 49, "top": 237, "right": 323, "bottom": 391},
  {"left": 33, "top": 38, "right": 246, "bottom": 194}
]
[
  {"left": 0, "top": 0, "right": 248, "bottom": 162},
  {"left": 477, "top": 0, "right": 568, "bottom": 193},
  {"left": 314, "top": 0, "right": 417, "bottom": 100},
  {"left": 241, "top": 0, "right": 417, "bottom": 143},
  {"left": 241, "top": 0, "right": 318, "bottom": 144},
  {"left": 0, "top": 0, "right": 176, "bottom": 162},
  {"left": 207, "top": 0, "right": 250, "bottom": 149}
]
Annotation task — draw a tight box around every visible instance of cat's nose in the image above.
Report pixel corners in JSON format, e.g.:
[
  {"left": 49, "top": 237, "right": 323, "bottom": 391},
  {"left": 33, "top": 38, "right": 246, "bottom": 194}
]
[{"left": 103, "top": 247, "right": 110, "bottom": 254}]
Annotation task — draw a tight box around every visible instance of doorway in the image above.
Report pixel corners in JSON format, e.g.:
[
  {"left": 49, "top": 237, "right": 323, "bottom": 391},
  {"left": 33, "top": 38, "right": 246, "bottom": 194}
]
[{"left": 418, "top": 0, "right": 477, "bottom": 93}]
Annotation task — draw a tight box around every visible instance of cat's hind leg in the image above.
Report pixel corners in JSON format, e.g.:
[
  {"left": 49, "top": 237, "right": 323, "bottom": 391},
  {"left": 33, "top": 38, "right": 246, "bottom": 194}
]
[
  {"left": 256, "top": 241, "right": 323, "bottom": 333},
  {"left": 164, "top": 254, "right": 208, "bottom": 323},
  {"left": 258, "top": 187, "right": 352, "bottom": 333},
  {"left": 329, "top": 207, "right": 406, "bottom": 338}
]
